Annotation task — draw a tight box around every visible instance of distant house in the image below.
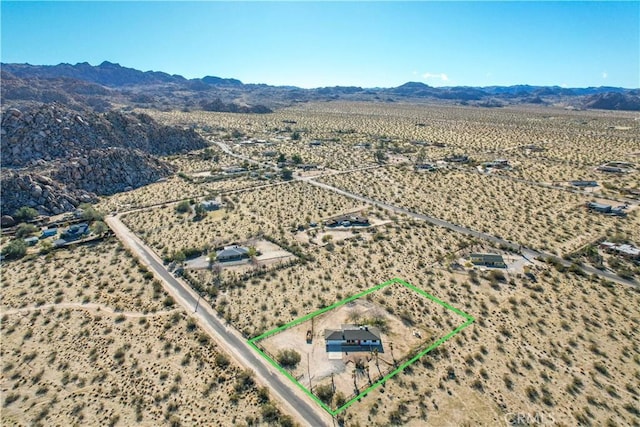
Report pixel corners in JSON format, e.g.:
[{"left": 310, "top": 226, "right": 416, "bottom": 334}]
[
  {"left": 444, "top": 155, "right": 469, "bottom": 163},
  {"left": 223, "top": 166, "right": 247, "bottom": 174},
  {"left": 61, "top": 223, "right": 89, "bottom": 241},
  {"left": 24, "top": 236, "right": 39, "bottom": 246},
  {"left": 325, "top": 214, "right": 370, "bottom": 228},
  {"left": 299, "top": 164, "right": 319, "bottom": 171},
  {"left": 599, "top": 241, "right": 640, "bottom": 260},
  {"left": 201, "top": 200, "right": 221, "bottom": 211},
  {"left": 470, "top": 253, "right": 506, "bottom": 268},
  {"left": 597, "top": 166, "right": 625, "bottom": 173},
  {"left": 325, "top": 325, "right": 382, "bottom": 351},
  {"left": 415, "top": 163, "right": 437, "bottom": 171},
  {"left": 570, "top": 180, "right": 598, "bottom": 187},
  {"left": 600, "top": 242, "right": 640, "bottom": 259},
  {"left": 216, "top": 245, "right": 250, "bottom": 262},
  {"left": 586, "top": 202, "right": 626, "bottom": 216},
  {"left": 40, "top": 228, "right": 58, "bottom": 239}
]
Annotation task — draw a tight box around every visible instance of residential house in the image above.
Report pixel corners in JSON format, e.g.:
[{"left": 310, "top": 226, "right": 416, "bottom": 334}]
[
  {"left": 201, "top": 200, "right": 221, "bottom": 211},
  {"left": 444, "top": 155, "right": 469, "bottom": 163},
  {"left": 61, "top": 223, "right": 89, "bottom": 241},
  {"left": 587, "top": 202, "right": 627, "bottom": 216},
  {"left": 325, "top": 325, "right": 382, "bottom": 351},
  {"left": 415, "top": 163, "right": 437, "bottom": 171},
  {"left": 570, "top": 180, "right": 598, "bottom": 187},
  {"left": 216, "top": 245, "right": 250, "bottom": 262},
  {"left": 40, "top": 228, "right": 58, "bottom": 239},
  {"left": 325, "top": 214, "right": 370, "bottom": 227},
  {"left": 599, "top": 241, "right": 640, "bottom": 260},
  {"left": 470, "top": 253, "right": 506, "bottom": 268},
  {"left": 597, "top": 166, "right": 625, "bottom": 173},
  {"left": 24, "top": 236, "right": 39, "bottom": 246}
]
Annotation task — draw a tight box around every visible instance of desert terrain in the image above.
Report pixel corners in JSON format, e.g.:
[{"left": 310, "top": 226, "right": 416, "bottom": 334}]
[{"left": 3, "top": 101, "right": 639, "bottom": 426}]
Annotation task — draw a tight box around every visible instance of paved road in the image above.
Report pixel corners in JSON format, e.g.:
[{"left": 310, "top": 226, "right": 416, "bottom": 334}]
[{"left": 105, "top": 216, "right": 331, "bottom": 427}]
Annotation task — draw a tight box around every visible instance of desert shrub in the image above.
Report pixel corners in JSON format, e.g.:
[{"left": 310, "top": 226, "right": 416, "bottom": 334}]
[
  {"left": 15, "top": 223, "right": 38, "bottom": 238},
  {"left": 2, "top": 239, "right": 27, "bottom": 260},
  {"left": 175, "top": 200, "right": 191, "bottom": 214},
  {"left": 215, "top": 353, "right": 230, "bottom": 369},
  {"left": 13, "top": 206, "right": 38, "bottom": 222},
  {"left": 276, "top": 349, "right": 301, "bottom": 369},
  {"left": 315, "top": 384, "right": 334, "bottom": 404}
]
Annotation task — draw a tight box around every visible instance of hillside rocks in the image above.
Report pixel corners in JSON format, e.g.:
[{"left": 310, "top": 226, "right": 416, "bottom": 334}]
[
  {"left": 1, "top": 170, "right": 98, "bottom": 215},
  {"left": 53, "top": 147, "right": 174, "bottom": 195},
  {"left": 1, "top": 103, "right": 206, "bottom": 216},
  {"left": 1, "top": 103, "right": 207, "bottom": 167}
]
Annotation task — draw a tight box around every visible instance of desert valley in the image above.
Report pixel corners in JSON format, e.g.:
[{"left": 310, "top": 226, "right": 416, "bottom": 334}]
[{"left": 1, "top": 60, "right": 640, "bottom": 427}]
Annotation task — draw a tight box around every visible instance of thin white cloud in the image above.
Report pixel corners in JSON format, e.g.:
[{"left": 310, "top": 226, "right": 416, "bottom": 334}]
[
  {"left": 422, "top": 72, "right": 449, "bottom": 82},
  {"left": 602, "top": 71, "right": 608, "bottom": 79}
]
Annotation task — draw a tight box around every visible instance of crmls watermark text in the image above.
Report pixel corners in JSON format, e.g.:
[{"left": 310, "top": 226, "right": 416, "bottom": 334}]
[{"left": 504, "top": 412, "right": 556, "bottom": 425}]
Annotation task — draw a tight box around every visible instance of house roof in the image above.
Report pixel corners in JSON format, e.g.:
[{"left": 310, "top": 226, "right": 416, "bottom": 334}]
[
  {"left": 324, "top": 325, "right": 381, "bottom": 341},
  {"left": 216, "top": 245, "right": 249, "bottom": 259},
  {"left": 470, "top": 253, "right": 505, "bottom": 263}
]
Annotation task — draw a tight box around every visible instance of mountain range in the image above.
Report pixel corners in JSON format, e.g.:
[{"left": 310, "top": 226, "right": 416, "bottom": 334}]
[{"left": 2, "top": 61, "right": 639, "bottom": 112}]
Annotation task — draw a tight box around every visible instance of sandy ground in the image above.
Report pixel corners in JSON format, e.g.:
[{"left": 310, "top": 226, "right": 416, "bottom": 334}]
[
  {"left": 5, "top": 102, "right": 638, "bottom": 426},
  {"left": 0, "top": 239, "right": 293, "bottom": 427},
  {"left": 257, "top": 282, "right": 468, "bottom": 411}
]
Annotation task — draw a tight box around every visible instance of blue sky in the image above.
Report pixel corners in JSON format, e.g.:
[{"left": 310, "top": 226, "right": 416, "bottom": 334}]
[{"left": 2, "top": 1, "right": 638, "bottom": 88}]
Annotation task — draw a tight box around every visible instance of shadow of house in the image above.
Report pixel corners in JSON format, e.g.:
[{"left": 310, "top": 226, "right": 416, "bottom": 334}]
[{"left": 325, "top": 325, "right": 382, "bottom": 352}]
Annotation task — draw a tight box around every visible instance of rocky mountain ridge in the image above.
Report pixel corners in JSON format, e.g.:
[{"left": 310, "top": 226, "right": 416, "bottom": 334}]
[
  {"left": 1, "top": 103, "right": 207, "bottom": 216},
  {"left": 3, "top": 62, "right": 639, "bottom": 111}
]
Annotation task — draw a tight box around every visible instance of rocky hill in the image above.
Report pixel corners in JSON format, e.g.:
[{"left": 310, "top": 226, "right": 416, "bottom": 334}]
[{"left": 1, "top": 103, "right": 207, "bottom": 216}]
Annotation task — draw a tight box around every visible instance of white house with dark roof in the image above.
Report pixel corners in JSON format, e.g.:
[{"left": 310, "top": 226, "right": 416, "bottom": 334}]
[{"left": 325, "top": 325, "right": 382, "bottom": 351}]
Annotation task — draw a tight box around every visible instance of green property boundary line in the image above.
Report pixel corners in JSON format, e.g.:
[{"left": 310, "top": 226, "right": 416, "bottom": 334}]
[{"left": 247, "top": 277, "right": 475, "bottom": 416}]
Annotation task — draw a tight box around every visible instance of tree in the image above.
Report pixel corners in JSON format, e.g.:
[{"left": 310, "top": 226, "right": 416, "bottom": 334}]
[
  {"left": 291, "top": 131, "right": 301, "bottom": 141},
  {"left": 315, "top": 384, "right": 334, "bottom": 404},
  {"left": 172, "top": 250, "right": 186, "bottom": 264},
  {"left": 91, "top": 221, "right": 108, "bottom": 236},
  {"left": 291, "top": 154, "right": 303, "bottom": 165},
  {"left": 175, "top": 200, "right": 191, "bottom": 214},
  {"left": 193, "top": 203, "right": 207, "bottom": 220},
  {"left": 280, "top": 169, "right": 293, "bottom": 181},
  {"left": 1, "top": 239, "right": 27, "bottom": 260},
  {"left": 276, "top": 349, "right": 301, "bottom": 369},
  {"left": 277, "top": 153, "right": 287, "bottom": 163},
  {"left": 13, "top": 206, "right": 38, "bottom": 223},
  {"left": 248, "top": 246, "right": 258, "bottom": 266},
  {"left": 15, "top": 223, "right": 38, "bottom": 238},
  {"left": 79, "top": 204, "right": 105, "bottom": 221}
]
